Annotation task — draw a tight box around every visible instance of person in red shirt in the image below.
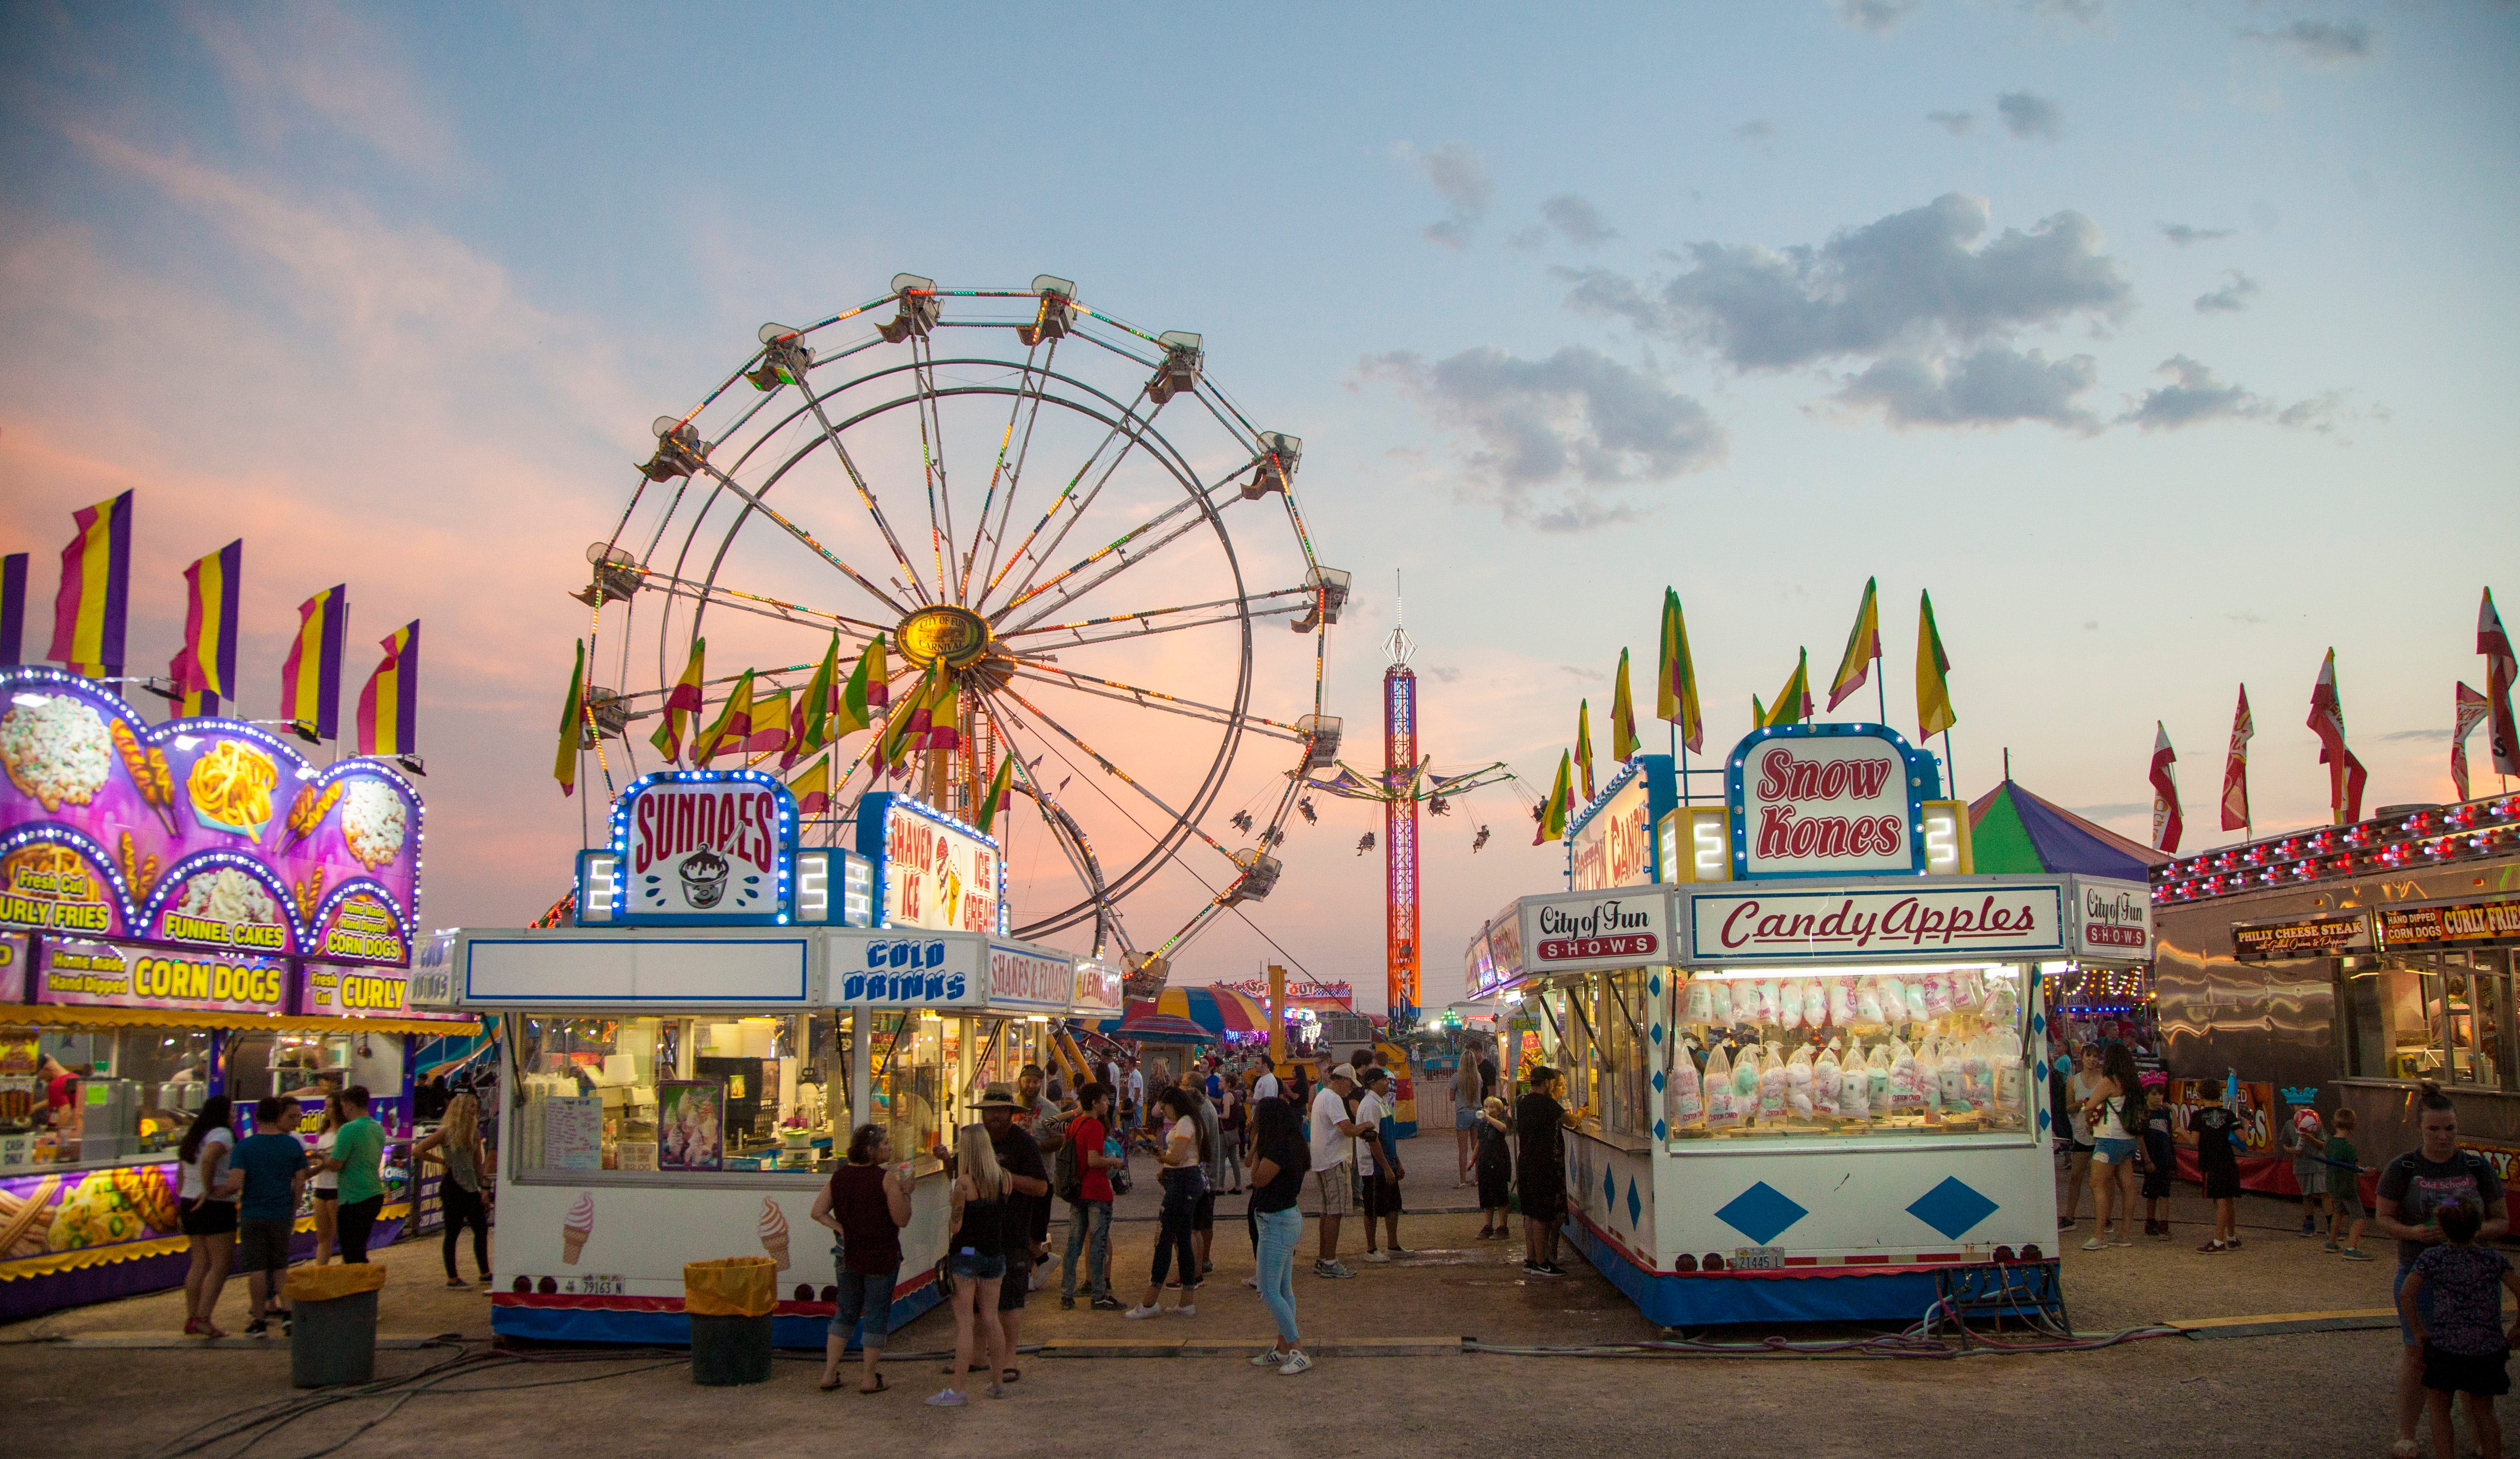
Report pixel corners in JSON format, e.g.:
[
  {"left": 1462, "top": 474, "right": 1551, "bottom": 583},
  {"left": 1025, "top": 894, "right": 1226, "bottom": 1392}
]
[{"left": 1058, "top": 1083, "right": 1125, "bottom": 1310}]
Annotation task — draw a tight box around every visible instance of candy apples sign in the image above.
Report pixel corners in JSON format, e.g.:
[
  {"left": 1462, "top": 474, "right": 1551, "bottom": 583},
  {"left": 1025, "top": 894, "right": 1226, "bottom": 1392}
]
[
  {"left": 1725, "top": 723, "right": 1934, "bottom": 881},
  {"left": 608, "top": 771, "right": 796, "bottom": 925}
]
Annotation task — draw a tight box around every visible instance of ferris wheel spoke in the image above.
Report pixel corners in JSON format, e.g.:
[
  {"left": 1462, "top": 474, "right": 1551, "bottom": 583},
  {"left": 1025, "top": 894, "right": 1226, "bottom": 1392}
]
[
  {"left": 970, "top": 695, "right": 1122, "bottom": 951},
  {"left": 911, "top": 335, "right": 956, "bottom": 602},
  {"left": 989, "top": 685, "right": 1236, "bottom": 864},
  {"left": 999, "top": 485, "right": 1248, "bottom": 633},
  {"left": 999, "top": 588, "right": 1311, "bottom": 647},
  {"left": 786, "top": 377, "right": 933, "bottom": 608},
  {"left": 976, "top": 380, "right": 1163, "bottom": 613},
  {"left": 1008, "top": 663, "right": 1304, "bottom": 742},
  {"left": 962, "top": 338, "right": 1054, "bottom": 603},
  {"left": 680, "top": 451, "right": 913, "bottom": 619},
  {"left": 642, "top": 570, "right": 894, "bottom": 639}
]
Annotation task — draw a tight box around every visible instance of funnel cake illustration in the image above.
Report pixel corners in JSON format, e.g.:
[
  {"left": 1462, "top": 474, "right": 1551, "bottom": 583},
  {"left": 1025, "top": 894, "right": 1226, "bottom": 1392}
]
[
  {"left": 759, "top": 1197, "right": 790, "bottom": 1271},
  {"left": 562, "top": 1193, "right": 595, "bottom": 1264},
  {"left": 678, "top": 848, "right": 730, "bottom": 909}
]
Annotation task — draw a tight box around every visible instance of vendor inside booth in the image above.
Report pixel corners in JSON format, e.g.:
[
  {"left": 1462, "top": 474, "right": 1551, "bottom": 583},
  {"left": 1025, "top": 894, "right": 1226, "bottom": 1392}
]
[{"left": 1477, "top": 724, "right": 2157, "bottom": 1327}]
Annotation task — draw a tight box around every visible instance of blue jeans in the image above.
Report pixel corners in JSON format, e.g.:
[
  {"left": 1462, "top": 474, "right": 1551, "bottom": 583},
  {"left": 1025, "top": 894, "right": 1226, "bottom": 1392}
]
[
  {"left": 831, "top": 1257, "right": 899, "bottom": 1348},
  {"left": 1151, "top": 1169, "right": 1202, "bottom": 1289},
  {"left": 2398, "top": 1263, "right": 2438, "bottom": 1347},
  {"left": 1254, "top": 1205, "right": 1303, "bottom": 1345},
  {"left": 1061, "top": 1199, "right": 1112, "bottom": 1299}
]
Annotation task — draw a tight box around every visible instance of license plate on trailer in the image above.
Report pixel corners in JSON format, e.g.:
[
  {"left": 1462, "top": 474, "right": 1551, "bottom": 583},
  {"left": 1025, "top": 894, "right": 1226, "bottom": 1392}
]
[
  {"left": 1731, "top": 1247, "right": 1783, "bottom": 1270},
  {"left": 561, "top": 1274, "right": 624, "bottom": 1296}
]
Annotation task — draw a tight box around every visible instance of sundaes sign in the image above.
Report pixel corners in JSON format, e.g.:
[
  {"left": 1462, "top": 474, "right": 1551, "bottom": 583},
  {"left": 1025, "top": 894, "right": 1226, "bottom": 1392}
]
[
  {"left": 1519, "top": 890, "right": 1674, "bottom": 973},
  {"left": 1726, "top": 724, "right": 1928, "bottom": 880},
  {"left": 611, "top": 772, "right": 794, "bottom": 923},
  {"left": 1687, "top": 881, "right": 2067, "bottom": 963}
]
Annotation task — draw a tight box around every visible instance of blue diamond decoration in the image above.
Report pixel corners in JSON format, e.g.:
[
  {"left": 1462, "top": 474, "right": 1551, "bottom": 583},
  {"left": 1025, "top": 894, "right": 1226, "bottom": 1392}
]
[
  {"left": 1650, "top": 1021, "right": 1664, "bottom": 1046},
  {"left": 1650, "top": 973, "right": 1662, "bottom": 996},
  {"left": 1907, "top": 1177, "right": 2000, "bottom": 1240},
  {"left": 2036, "top": 1106, "right": 2052, "bottom": 1133},
  {"left": 2032, "top": 1012, "right": 2046, "bottom": 1035},
  {"left": 1713, "top": 1181, "right": 1808, "bottom": 1245},
  {"left": 1627, "top": 1177, "right": 1644, "bottom": 1228},
  {"left": 1651, "top": 1069, "right": 1666, "bottom": 1092},
  {"left": 1655, "top": 1118, "right": 1668, "bottom": 1140},
  {"left": 1604, "top": 1166, "right": 1618, "bottom": 1205}
]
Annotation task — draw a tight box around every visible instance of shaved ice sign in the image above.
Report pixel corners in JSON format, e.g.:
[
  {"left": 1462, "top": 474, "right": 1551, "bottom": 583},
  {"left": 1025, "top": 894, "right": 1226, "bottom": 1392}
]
[{"left": 0, "top": 668, "right": 421, "bottom": 965}]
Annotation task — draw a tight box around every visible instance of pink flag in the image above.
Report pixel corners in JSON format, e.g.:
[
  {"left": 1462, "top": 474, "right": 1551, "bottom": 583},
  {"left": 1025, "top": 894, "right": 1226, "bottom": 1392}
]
[
  {"left": 2454, "top": 682, "right": 2491, "bottom": 803},
  {"left": 2149, "top": 723, "right": 2182, "bottom": 854},
  {"left": 2307, "top": 649, "right": 2368, "bottom": 825},
  {"left": 2482, "top": 589, "right": 2518, "bottom": 779},
  {"left": 2219, "top": 685, "right": 2253, "bottom": 833}
]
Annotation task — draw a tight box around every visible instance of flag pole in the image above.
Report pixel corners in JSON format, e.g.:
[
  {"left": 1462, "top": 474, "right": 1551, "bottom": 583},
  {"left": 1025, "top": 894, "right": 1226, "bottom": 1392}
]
[
  {"left": 1874, "top": 647, "right": 1886, "bottom": 726},
  {"left": 1942, "top": 730, "right": 1958, "bottom": 799}
]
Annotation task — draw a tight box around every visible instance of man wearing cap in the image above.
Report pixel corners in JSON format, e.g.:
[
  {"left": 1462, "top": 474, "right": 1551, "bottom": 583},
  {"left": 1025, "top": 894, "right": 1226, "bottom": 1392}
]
[
  {"left": 976, "top": 1083, "right": 1050, "bottom": 1376},
  {"left": 1357, "top": 1066, "right": 1408, "bottom": 1260},
  {"left": 1307, "top": 1064, "right": 1369, "bottom": 1279}
]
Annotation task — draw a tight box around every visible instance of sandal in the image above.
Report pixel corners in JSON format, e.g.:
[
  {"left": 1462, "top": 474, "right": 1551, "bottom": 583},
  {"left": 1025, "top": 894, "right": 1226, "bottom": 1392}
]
[
  {"left": 819, "top": 1375, "right": 844, "bottom": 1392},
  {"left": 446, "top": 1278, "right": 471, "bottom": 1289},
  {"left": 859, "top": 1373, "right": 888, "bottom": 1395},
  {"left": 1001, "top": 1367, "right": 1020, "bottom": 1383}
]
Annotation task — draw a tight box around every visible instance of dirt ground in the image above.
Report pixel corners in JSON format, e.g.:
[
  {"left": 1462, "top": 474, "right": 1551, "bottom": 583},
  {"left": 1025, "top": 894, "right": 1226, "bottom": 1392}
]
[{"left": 1, "top": 1134, "right": 2445, "bottom": 1459}]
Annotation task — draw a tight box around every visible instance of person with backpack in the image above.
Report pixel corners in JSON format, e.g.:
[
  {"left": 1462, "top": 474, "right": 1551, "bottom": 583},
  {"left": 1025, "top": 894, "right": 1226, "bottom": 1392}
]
[{"left": 1057, "top": 1082, "right": 1126, "bottom": 1311}]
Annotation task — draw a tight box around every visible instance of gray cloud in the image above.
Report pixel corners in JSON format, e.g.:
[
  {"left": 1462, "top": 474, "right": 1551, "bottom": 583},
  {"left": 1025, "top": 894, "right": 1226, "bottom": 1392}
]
[
  {"left": 1997, "top": 90, "right": 2064, "bottom": 141},
  {"left": 2160, "top": 223, "right": 2234, "bottom": 247},
  {"left": 1361, "top": 345, "right": 1725, "bottom": 531},
  {"left": 2071, "top": 802, "right": 2151, "bottom": 820},
  {"left": 2377, "top": 727, "right": 2448, "bottom": 743},
  {"left": 1834, "top": 0, "right": 1920, "bottom": 32},
  {"left": 1836, "top": 346, "right": 2101, "bottom": 432},
  {"left": 1556, "top": 192, "right": 2133, "bottom": 371},
  {"left": 1540, "top": 193, "right": 1618, "bottom": 248},
  {"left": 1927, "top": 111, "right": 1977, "bottom": 136},
  {"left": 2193, "top": 271, "right": 2260, "bottom": 314},
  {"left": 2023, "top": 0, "right": 2108, "bottom": 22},
  {"left": 2242, "top": 19, "right": 2377, "bottom": 64},
  {"left": 1398, "top": 141, "right": 1492, "bottom": 248},
  {"left": 2120, "top": 356, "right": 2348, "bottom": 433},
  {"left": 1560, "top": 664, "right": 1606, "bottom": 682},
  {"left": 1734, "top": 119, "right": 1779, "bottom": 145},
  {"left": 1430, "top": 666, "right": 1464, "bottom": 684}
]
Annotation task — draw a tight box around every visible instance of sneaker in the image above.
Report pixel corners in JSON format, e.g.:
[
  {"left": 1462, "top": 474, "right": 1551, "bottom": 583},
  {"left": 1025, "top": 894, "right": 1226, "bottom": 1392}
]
[
  {"left": 2300, "top": 1220, "right": 2317, "bottom": 1236},
  {"left": 1091, "top": 1295, "right": 1125, "bottom": 1311},
  {"left": 924, "top": 1390, "right": 967, "bottom": 1408},
  {"left": 2324, "top": 1239, "right": 2343, "bottom": 1253},
  {"left": 2226, "top": 1237, "right": 2244, "bottom": 1249},
  {"left": 986, "top": 1383, "right": 1008, "bottom": 1400},
  {"left": 2082, "top": 1237, "right": 2105, "bottom": 1251},
  {"left": 2342, "top": 1248, "right": 2375, "bottom": 1261},
  {"left": 2111, "top": 1238, "right": 2135, "bottom": 1248},
  {"left": 1202, "top": 1261, "right": 1213, "bottom": 1276},
  {"left": 1538, "top": 1262, "right": 1569, "bottom": 1276},
  {"left": 1363, "top": 1250, "right": 1390, "bottom": 1263},
  {"left": 1241, "top": 1275, "right": 1259, "bottom": 1289},
  {"left": 1124, "top": 1304, "right": 1163, "bottom": 1320},
  {"left": 1387, "top": 1246, "right": 1413, "bottom": 1257},
  {"left": 1252, "top": 1348, "right": 1287, "bottom": 1367},
  {"left": 2057, "top": 1216, "right": 2075, "bottom": 1230},
  {"left": 1315, "top": 1261, "right": 1356, "bottom": 1280},
  {"left": 2198, "top": 1239, "right": 2227, "bottom": 1254},
  {"left": 244, "top": 1318, "right": 270, "bottom": 1336},
  {"left": 1173, "top": 1304, "right": 1196, "bottom": 1317},
  {"left": 1059, "top": 1296, "right": 1076, "bottom": 1310},
  {"left": 1277, "top": 1349, "right": 1313, "bottom": 1376}
]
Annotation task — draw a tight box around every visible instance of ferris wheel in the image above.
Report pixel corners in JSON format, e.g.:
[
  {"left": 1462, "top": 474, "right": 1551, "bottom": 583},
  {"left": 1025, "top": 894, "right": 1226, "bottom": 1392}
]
[{"left": 571, "top": 275, "right": 1349, "bottom": 987}]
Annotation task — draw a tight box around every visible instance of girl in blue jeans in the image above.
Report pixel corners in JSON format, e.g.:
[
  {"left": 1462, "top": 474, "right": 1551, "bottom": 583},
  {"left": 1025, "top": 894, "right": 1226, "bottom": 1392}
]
[
  {"left": 1246, "top": 1096, "right": 1313, "bottom": 1375},
  {"left": 1128, "top": 1089, "right": 1208, "bottom": 1318}
]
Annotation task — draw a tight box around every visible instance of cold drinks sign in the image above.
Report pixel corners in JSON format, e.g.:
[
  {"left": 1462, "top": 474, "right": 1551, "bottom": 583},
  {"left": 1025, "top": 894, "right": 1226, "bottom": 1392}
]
[{"left": 1723, "top": 723, "right": 1934, "bottom": 880}]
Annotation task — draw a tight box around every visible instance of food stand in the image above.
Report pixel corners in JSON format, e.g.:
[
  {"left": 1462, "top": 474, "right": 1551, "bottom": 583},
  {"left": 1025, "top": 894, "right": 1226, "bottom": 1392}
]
[
  {"left": 0, "top": 665, "right": 458, "bottom": 1319},
  {"left": 1466, "top": 725, "right": 2154, "bottom": 1326},
  {"left": 449, "top": 769, "right": 1121, "bottom": 1346}
]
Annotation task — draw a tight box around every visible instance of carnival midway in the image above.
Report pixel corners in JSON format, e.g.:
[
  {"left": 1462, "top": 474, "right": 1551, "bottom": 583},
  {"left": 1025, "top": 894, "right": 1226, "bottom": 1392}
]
[{"left": 4, "top": 243, "right": 2520, "bottom": 1459}]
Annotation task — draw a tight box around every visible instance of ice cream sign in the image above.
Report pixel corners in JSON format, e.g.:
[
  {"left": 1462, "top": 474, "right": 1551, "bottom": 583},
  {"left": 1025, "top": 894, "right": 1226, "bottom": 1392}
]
[
  {"left": 855, "top": 792, "right": 1005, "bottom": 935},
  {"left": 604, "top": 770, "right": 797, "bottom": 926},
  {"left": 1723, "top": 723, "right": 1936, "bottom": 881}
]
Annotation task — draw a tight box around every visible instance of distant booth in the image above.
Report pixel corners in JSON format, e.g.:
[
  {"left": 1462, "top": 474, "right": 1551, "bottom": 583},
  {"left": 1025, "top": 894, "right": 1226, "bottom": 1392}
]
[
  {"left": 1466, "top": 725, "right": 2154, "bottom": 1326},
  {"left": 0, "top": 666, "right": 464, "bottom": 1319},
  {"left": 441, "top": 774, "right": 1120, "bottom": 1347}
]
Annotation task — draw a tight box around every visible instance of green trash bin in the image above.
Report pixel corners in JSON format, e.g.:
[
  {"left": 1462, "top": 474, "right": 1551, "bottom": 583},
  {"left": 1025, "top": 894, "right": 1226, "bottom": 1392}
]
[
  {"left": 684, "top": 1258, "right": 775, "bottom": 1386},
  {"left": 284, "top": 1262, "right": 387, "bottom": 1387}
]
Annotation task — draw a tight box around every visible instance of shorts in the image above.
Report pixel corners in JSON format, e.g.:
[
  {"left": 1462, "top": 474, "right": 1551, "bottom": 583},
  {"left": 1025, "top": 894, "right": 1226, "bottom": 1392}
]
[
  {"left": 2067, "top": 1137, "right": 2095, "bottom": 1155},
  {"left": 311, "top": 1188, "right": 338, "bottom": 1203},
  {"left": 2334, "top": 1185, "right": 2366, "bottom": 1220},
  {"left": 831, "top": 1261, "right": 898, "bottom": 1345},
  {"left": 2091, "top": 1136, "right": 2137, "bottom": 1166},
  {"left": 2295, "top": 1163, "right": 2327, "bottom": 1197},
  {"left": 237, "top": 1217, "right": 293, "bottom": 1274},
  {"left": 2424, "top": 1344, "right": 2513, "bottom": 1397},
  {"left": 996, "top": 1253, "right": 1030, "bottom": 1311},
  {"left": 1455, "top": 1107, "right": 1478, "bottom": 1130},
  {"left": 1307, "top": 1167, "right": 1353, "bottom": 1216},
  {"left": 1363, "top": 1169, "right": 1404, "bottom": 1219},
  {"left": 2398, "top": 1264, "right": 2439, "bottom": 1347},
  {"left": 947, "top": 1249, "right": 1007, "bottom": 1282},
  {"left": 1192, "top": 1191, "right": 1215, "bottom": 1232},
  {"left": 2141, "top": 1169, "right": 2173, "bottom": 1199},
  {"left": 2204, "top": 1167, "right": 2240, "bottom": 1201},
  {"left": 180, "top": 1199, "right": 238, "bottom": 1237}
]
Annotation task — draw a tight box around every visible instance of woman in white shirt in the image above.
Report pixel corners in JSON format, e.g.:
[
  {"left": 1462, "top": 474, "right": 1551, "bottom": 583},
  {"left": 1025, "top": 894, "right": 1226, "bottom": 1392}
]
[
  {"left": 177, "top": 1095, "right": 243, "bottom": 1338},
  {"left": 310, "top": 1093, "right": 343, "bottom": 1264}
]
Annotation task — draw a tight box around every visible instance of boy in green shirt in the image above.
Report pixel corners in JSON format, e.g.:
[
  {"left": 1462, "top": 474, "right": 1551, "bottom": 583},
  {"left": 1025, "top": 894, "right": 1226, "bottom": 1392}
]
[
  {"left": 326, "top": 1085, "right": 387, "bottom": 1264},
  {"left": 2324, "top": 1105, "right": 2371, "bottom": 1259}
]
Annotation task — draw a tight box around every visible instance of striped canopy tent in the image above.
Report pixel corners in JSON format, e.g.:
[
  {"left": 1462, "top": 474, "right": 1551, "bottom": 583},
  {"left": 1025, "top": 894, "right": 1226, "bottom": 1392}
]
[
  {"left": 1097, "top": 984, "right": 1273, "bottom": 1039},
  {"left": 1967, "top": 779, "right": 2172, "bottom": 880}
]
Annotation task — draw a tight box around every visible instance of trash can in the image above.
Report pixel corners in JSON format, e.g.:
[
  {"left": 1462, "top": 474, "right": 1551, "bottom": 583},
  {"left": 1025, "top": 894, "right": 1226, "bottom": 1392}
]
[
  {"left": 683, "top": 1257, "right": 775, "bottom": 1386},
  {"left": 284, "top": 1261, "right": 388, "bottom": 1387}
]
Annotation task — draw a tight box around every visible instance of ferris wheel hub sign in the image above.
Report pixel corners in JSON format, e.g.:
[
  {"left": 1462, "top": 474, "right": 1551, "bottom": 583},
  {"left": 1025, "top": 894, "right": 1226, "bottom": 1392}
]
[{"left": 897, "top": 605, "right": 992, "bottom": 669}]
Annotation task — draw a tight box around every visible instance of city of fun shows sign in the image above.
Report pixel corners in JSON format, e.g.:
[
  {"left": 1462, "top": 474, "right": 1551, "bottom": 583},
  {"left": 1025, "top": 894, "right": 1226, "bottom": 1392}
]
[
  {"left": 1723, "top": 723, "right": 1940, "bottom": 881},
  {"left": 0, "top": 667, "right": 421, "bottom": 967}
]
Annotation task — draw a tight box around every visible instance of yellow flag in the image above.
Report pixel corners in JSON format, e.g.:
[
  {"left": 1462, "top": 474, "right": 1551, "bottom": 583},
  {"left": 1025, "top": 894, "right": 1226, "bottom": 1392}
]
[
  {"left": 1610, "top": 649, "right": 1639, "bottom": 762},
  {"left": 694, "top": 669, "right": 756, "bottom": 768},
  {"left": 554, "top": 639, "right": 584, "bottom": 796},
  {"left": 1826, "top": 577, "right": 1881, "bottom": 713},
  {"left": 1657, "top": 588, "right": 1703, "bottom": 753},
  {"left": 1916, "top": 590, "right": 1956, "bottom": 740},
  {"left": 1761, "top": 649, "right": 1812, "bottom": 728},
  {"left": 1573, "top": 700, "right": 1595, "bottom": 802}
]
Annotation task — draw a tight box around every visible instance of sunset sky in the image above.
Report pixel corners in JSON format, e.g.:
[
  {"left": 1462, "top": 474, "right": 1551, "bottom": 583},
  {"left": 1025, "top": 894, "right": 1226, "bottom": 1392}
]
[{"left": 4, "top": 2, "right": 2514, "bottom": 1011}]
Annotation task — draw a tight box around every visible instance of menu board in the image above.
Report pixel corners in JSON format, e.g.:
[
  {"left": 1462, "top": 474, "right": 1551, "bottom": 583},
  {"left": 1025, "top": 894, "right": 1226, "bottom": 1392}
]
[
  {"left": 0, "top": 669, "right": 420, "bottom": 965},
  {"left": 542, "top": 1096, "right": 604, "bottom": 1172}
]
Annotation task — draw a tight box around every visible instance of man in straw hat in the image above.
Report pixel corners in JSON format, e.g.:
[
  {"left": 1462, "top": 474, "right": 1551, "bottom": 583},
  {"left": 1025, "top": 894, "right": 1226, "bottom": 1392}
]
[{"left": 975, "top": 1084, "right": 1050, "bottom": 1383}]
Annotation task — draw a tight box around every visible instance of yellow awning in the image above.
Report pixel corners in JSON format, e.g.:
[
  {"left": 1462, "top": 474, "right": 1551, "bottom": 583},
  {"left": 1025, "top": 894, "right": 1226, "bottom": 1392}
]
[{"left": 0, "top": 1005, "right": 476, "bottom": 1037}]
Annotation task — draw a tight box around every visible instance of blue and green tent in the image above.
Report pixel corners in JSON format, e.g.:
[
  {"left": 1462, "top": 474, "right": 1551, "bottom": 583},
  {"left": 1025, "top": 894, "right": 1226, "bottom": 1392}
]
[{"left": 1966, "top": 779, "right": 2171, "bottom": 880}]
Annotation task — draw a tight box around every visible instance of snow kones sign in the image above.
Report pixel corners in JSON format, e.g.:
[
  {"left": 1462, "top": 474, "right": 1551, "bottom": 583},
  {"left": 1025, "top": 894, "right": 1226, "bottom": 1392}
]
[{"left": 1722, "top": 722, "right": 1938, "bottom": 881}]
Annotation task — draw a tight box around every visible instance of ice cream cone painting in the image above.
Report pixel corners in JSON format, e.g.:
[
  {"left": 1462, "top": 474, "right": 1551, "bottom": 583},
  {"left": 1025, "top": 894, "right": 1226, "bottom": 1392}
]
[
  {"left": 759, "top": 1197, "right": 791, "bottom": 1271},
  {"left": 562, "top": 1193, "right": 594, "bottom": 1264}
]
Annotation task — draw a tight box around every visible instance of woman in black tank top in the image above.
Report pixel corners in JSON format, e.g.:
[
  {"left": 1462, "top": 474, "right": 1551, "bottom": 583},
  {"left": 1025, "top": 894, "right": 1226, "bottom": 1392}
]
[{"left": 935, "top": 1124, "right": 1012, "bottom": 1407}]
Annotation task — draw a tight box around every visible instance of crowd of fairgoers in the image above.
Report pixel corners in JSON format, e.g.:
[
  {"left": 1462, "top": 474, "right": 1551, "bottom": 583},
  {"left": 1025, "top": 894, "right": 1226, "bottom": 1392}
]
[{"left": 803, "top": 1037, "right": 1572, "bottom": 1404}]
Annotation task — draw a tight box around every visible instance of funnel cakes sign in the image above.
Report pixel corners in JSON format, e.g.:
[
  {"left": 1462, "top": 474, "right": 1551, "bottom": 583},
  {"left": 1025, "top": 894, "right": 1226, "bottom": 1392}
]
[
  {"left": 0, "top": 667, "right": 421, "bottom": 964},
  {"left": 607, "top": 770, "right": 798, "bottom": 926}
]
